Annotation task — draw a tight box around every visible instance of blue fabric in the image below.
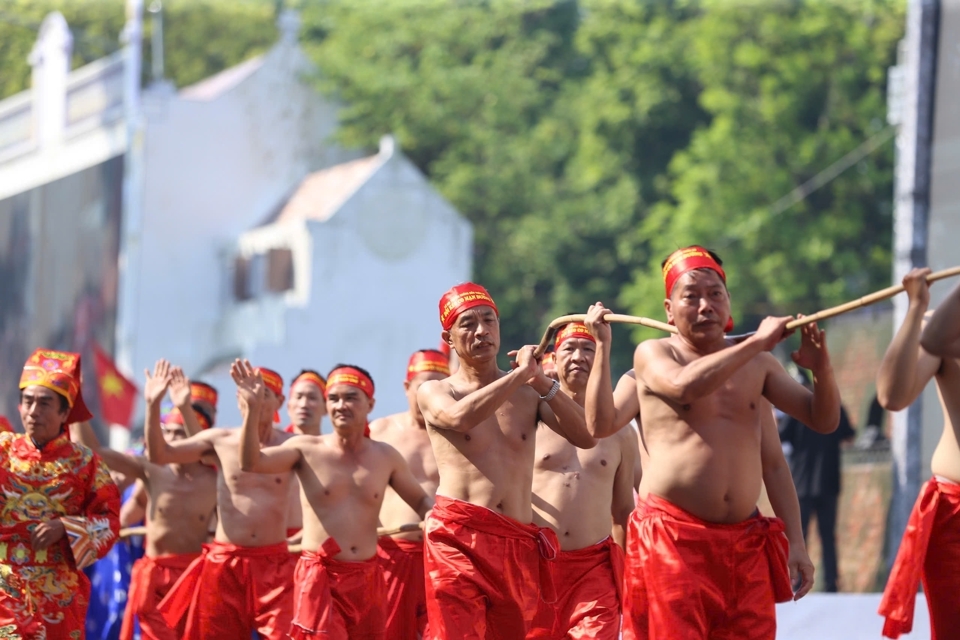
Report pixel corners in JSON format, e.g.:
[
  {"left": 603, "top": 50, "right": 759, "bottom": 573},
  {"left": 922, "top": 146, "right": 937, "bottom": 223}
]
[{"left": 84, "top": 485, "right": 145, "bottom": 640}]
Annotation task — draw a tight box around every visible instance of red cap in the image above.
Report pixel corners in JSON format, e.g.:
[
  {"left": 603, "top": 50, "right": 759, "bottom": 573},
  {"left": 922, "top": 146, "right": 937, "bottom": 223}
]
[{"left": 438, "top": 283, "right": 498, "bottom": 331}]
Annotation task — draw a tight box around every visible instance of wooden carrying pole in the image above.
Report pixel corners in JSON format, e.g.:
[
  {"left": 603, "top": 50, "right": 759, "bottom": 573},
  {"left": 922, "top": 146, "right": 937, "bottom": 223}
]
[
  {"left": 785, "top": 266, "right": 960, "bottom": 330},
  {"left": 535, "top": 313, "right": 677, "bottom": 358}
]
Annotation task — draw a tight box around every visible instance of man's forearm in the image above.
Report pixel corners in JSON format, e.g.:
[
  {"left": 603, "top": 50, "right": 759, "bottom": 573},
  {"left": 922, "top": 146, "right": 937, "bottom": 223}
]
[
  {"left": 660, "top": 338, "right": 764, "bottom": 404},
  {"left": 545, "top": 390, "right": 594, "bottom": 448},
  {"left": 809, "top": 366, "right": 841, "bottom": 434},
  {"left": 764, "top": 465, "right": 805, "bottom": 547},
  {"left": 144, "top": 401, "right": 167, "bottom": 463},
  {"left": 878, "top": 302, "right": 927, "bottom": 409},
  {"left": 238, "top": 403, "right": 263, "bottom": 472},
  {"left": 585, "top": 340, "right": 615, "bottom": 437},
  {"left": 433, "top": 369, "right": 529, "bottom": 433}
]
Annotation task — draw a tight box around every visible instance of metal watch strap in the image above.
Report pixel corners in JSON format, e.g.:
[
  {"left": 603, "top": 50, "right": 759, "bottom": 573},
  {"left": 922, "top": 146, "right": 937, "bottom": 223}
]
[{"left": 540, "top": 378, "right": 561, "bottom": 402}]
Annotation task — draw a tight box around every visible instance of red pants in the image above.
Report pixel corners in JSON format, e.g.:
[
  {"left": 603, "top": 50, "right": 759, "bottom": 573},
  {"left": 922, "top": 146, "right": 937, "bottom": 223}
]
[
  {"left": 157, "top": 541, "right": 296, "bottom": 640},
  {"left": 623, "top": 494, "right": 792, "bottom": 640},
  {"left": 289, "top": 537, "right": 385, "bottom": 639},
  {"left": 880, "top": 477, "right": 960, "bottom": 639},
  {"left": 424, "top": 495, "right": 559, "bottom": 640},
  {"left": 120, "top": 553, "right": 198, "bottom": 640},
  {"left": 378, "top": 536, "right": 427, "bottom": 638},
  {"left": 530, "top": 536, "right": 624, "bottom": 639}
]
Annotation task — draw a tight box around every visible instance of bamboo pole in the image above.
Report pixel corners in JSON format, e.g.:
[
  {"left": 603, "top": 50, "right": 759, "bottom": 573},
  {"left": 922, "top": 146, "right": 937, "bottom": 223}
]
[
  {"left": 534, "top": 314, "right": 676, "bottom": 358},
  {"left": 785, "top": 266, "right": 960, "bottom": 329}
]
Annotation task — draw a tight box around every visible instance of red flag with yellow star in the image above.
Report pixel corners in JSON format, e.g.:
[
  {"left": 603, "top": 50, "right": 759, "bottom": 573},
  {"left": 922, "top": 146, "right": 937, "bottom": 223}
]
[{"left": 93, "top": 345, "right": 138, "bottom": 428}]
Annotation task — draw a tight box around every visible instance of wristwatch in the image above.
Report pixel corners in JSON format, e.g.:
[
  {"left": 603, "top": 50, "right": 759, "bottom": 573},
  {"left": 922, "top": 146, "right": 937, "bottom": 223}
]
[{"left": 539, "top": 379, "right": 561, "bottom": 402}]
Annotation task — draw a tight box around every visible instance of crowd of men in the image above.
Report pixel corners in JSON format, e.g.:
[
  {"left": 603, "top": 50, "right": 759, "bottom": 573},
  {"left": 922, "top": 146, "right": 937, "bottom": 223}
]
[{"left": 0, "top": 245, "right": 958, "bottom": 639}]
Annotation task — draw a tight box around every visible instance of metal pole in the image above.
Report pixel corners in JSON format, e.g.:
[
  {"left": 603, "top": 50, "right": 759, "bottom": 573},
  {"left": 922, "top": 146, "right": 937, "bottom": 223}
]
[
  {"left": 148, "top": 1, "right": 163, "bottom": 82},
  {"left": 887, "top": 0, "right": 939, "bottom": 571}
]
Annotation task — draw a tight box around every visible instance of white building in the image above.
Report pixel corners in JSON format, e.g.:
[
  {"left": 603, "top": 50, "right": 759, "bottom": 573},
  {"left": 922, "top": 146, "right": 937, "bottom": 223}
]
[{"left": 0, "top": 7, "right": 472, "bottom": 434}]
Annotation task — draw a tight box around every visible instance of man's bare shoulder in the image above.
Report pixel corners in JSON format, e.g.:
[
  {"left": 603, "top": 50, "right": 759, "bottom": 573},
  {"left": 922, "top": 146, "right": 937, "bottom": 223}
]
[{"left": 369, "top": 413, "right": 405, "bottom": 437}]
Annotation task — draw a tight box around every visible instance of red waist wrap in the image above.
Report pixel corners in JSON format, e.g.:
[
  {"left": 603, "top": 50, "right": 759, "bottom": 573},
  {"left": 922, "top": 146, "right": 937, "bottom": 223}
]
[
  {"left": 879, "top": 477, "right": 960, "bottom": 639},
  {"left": 530, "top": 536, "right": 625, "bottom": 639},
  {"left": 622, "top": 493, "right": 792, "bottom": 640},
  {"left": 156, "top": 540, "right": 295, "bottom": 640},
  {"left": 290, "top": 537, "right": 385, "bottom": 639},
  {"left": 120, "top": 553, "right": 199, "bottom": 640},
  {"left": 424, "top": 495, "right": 560, "bottom": 640},
  {"left": 377, "top": 536, "right": 427, "bottom": 639}
]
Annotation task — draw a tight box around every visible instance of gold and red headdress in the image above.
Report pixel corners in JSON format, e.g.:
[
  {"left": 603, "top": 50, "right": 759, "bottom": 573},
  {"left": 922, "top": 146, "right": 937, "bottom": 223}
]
[
  {"left": 406, "top": 350, "right": 450, "bottom": 383},
  {"left": 190, "top": 382, "right": 218, "bottom": 408},
  {"left": 291, "top": 371, "right": 326, "bottom": 398},
  {"left": 438, "top": 283, "right": 498, "bottom": 331},
  {"left": 662, "top": 246, "right": 726, "bottom": 298},
  {"left": 255, "top": 367, "right": 284, "bottom": 423},
  {"left": 327, "top": 366, "right": 375, "bottom": 400},
  {"left": 554, "top": 322, "right": 595, "bottom": 352},
  {"left": 19, "top": 348, "right": 93, "bottom": 423}
]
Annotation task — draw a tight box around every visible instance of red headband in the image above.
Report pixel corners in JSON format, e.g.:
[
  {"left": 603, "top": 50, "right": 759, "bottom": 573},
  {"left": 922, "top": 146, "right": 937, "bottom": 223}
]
[
  {"left": 439, "top": 283, "right": 498, "bottom": 331},
  {"left": 662, "top": 246, "right": 726, "bottom": 297},
  {"left": 406, "top": 351, "right": 450, "bottom": 382},
  {"left": 255, "top": 367, "right": 283, "bottom": 423},
  {"left": 554, "top": 322, "right": 595, "bottom": 352},
  {"left": 190, "top": 382, "right": 218, "bottom": 407},
  {"left": 163, "top": 408, "right": 210, "bottom": 430},
  {"left": 662, "top": 246, "right": 734, "bottom": 332},
  {"left": 327, "top": 367, "right": 375, "bottom": 400},
  {"left": 292, "top": 371, "right": 326, "bottom": 397}
]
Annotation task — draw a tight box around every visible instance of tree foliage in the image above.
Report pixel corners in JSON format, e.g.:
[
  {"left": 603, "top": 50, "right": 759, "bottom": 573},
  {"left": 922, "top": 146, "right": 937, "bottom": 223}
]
[{"left": 0, "top": 0, "right": 904, "bottom": 373}]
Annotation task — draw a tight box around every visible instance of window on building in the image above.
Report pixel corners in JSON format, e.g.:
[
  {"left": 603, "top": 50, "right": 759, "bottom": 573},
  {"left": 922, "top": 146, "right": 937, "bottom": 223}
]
[
  {"left": 233, "top": 256, "right": 250, "bottom": 301},
  {"left": 266, "top": 248, "right": 294, "bottom": 293}
]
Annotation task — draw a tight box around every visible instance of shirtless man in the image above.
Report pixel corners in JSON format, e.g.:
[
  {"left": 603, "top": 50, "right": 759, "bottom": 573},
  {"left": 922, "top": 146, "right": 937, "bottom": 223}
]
[
  {"left": 146, "top": 361, "right": 296, "bottom": 640},
  {"left": 281, "top": 370, "right": 326, "bottom": 546},
  {"left": 369, "top": 349, "right": 449, "bottom": 638},
  {"left": 417, "top": 282, "right": 595, "bottom": 639},
  {"left": 529, "top": 322, "right": 636, "bottom": 639},
  {"left": 70, "top": 364, "right": 218, "bottom": 640},
  {"left": 877, "top": 268, "right": 960, "bottom": 638},
  {"left": 238, "top": 361, "right": 432, "bottom": 638},
  {"left": 586, "top": 246, "right": 837, "bottom": 639}
]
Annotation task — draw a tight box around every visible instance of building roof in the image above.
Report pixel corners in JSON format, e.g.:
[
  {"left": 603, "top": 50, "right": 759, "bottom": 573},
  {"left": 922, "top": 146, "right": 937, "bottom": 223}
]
[
  {"left": 180, "top": 55, "right": 265, "bottom": 101},
  {"left": 271, "top": 137, "right": 395, "bottom": 225}
]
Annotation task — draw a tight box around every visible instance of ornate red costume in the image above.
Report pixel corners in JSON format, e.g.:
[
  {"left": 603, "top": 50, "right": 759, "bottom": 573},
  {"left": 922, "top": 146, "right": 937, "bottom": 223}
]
[
  {"left": 0, "top": 349, "right": 121, "bottom": 639},
  {"left": 879, "top": 477, "right": 960, "bottom": 639}
]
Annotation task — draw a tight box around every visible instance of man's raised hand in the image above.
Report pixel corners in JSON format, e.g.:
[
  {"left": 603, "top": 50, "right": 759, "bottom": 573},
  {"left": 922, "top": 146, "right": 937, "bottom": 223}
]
[
  {"left": 752, "top": 316, "right": 793, "bottom": 352},
  {"left": 902, "top": 266, "right": 932, "bottom": 309},
  {"left": 584, "top": 302, "right": 612, "bottom": 343},
  {"left": 791, "top": 315, "right": 830, "bottom": 374},
  {"left": 230, "top": 359, "right": 264, "bottom": 415},
  {"left": 169, "top": 366, "right": 192, "bottom": 408},
  {"left": 144, "top": 360, "right": 173, "bottom": 406},
  {"left": 508, "top": 345, "right": 542, "bottom": 384}
]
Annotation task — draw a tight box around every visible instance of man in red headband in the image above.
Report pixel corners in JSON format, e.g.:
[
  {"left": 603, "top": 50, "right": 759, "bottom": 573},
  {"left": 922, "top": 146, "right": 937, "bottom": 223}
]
[
  {"left": 146, "top": 362, "right": 297, "bottom": 640},
  {"left": 528, "top": 322, "right": 637, "bottom": 639},
  {"left": 284, "top": 370, "right": 326, "bottom": 436},
  {"left": 417, "top": 282, "right": 595, "bottom": 638},
  {"left": 369, "top": 349, "right": 450, "bottom": 638},
  {"left": 0, "top": 349, "right": 121, "bottom": 638},
  {"left": 585, "top": 245, "right": 840, "bottom": 639},
  {"left": 876, "top": 268, "right": 960, "bottom": 638},
  {"left": 237, "top": 360, "right": 432, "bottom": 638},
  {"left": 69, "top": 363, "right": 219, "bottom": 640}
]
